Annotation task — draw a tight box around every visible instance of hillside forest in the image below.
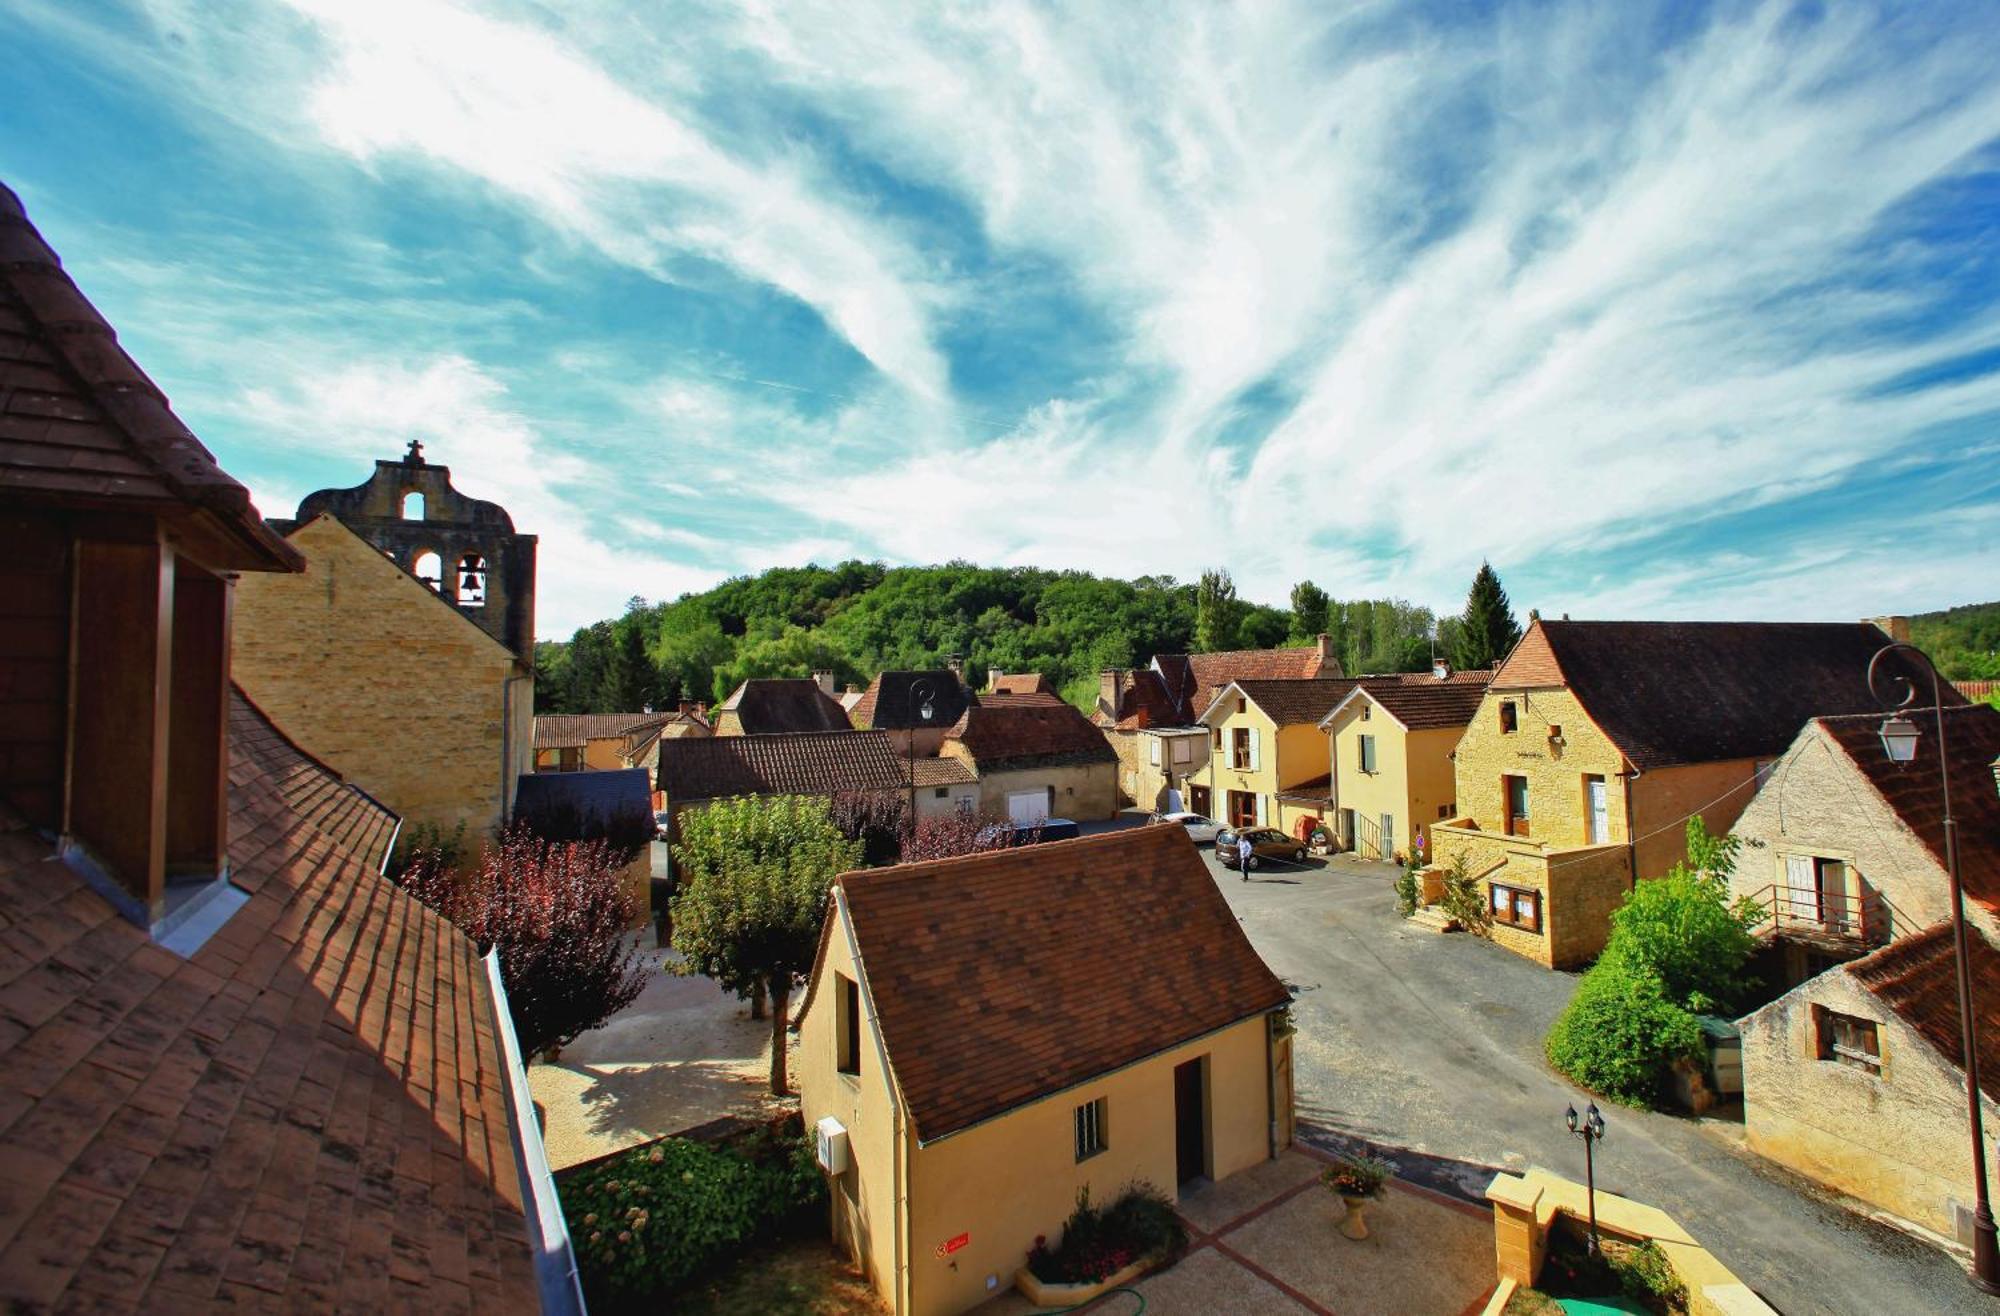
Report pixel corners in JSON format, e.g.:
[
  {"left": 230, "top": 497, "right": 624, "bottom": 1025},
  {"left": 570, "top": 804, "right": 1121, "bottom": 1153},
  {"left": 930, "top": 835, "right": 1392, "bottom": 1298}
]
[{"left": 535, "top": 560, "right": 1998, "bottom": 718}]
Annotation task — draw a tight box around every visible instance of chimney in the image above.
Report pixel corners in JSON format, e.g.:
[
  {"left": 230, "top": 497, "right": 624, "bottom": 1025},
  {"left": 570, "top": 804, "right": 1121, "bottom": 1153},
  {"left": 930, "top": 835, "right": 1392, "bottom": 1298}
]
[
  {"left": 946, "top": 653, "right": 965, "bottom": 684},
  {"left": 1099, "top": 668, "right": 1127, "bottom": 718},
  {"left": 1868, "top": 615, "right": 1911, "bottom": 644},
  {"left": 812, "top": 670, "right": 835, "bottom": 696},
  {"left": 988, "top": 666, "right": 1004, "bottom": 693},
  {"left": 1432, "top": 659, "right": 1451, "bottom": 681}
]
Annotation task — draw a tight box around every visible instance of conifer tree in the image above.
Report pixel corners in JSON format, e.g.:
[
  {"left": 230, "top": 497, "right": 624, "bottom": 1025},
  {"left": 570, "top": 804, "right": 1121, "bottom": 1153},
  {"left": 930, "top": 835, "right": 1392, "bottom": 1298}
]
[{"left": 1451, "top": 562, "right": 1523, "bottom": 671}]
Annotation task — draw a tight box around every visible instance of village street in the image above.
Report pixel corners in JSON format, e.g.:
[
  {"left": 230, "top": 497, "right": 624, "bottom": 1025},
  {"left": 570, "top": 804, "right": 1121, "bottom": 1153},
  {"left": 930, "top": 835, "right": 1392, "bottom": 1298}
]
[{"left": 1204, "top": 848, "right": 1985, "bottom": 1316}]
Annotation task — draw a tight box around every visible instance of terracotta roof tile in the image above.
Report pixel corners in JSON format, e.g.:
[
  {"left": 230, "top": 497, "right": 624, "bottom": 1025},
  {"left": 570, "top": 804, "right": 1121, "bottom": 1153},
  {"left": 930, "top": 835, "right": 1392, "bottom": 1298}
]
[
  {"left": 0, "top": 184, "right": 298, "bottom": 573},
  {"left": 531, "top": 712, "right": 666, "bottom": 750},
  {"left": 988, "top": 673, "right": 1053, "bottom": 696},
  {"left": 1497, "top": 620, "right": 1956, "bottom": 770},
  {"left": 943, "top": 697, "right": 1115, "bottom": 770},
  {"left": 1818, "top": 703, "right": 2000, "bottom": 912},
  {"left": 903, "top": 757, "right": 978, "bottom": 788},
  {"left": 0, "top": 705, "right": 536, "bottom": 1310},
  {"left": 656, "top": 730, "right": 907, "bottom": 804},
  {"left": 1329, "top": 672, "right": 1495, "bottom": 730},
  {"left": 1849, "top": 923, "right": 2000, "bottom": 1103},
  {"left": 830, "top": 825, "right": 1290, "bottom": 1142}
]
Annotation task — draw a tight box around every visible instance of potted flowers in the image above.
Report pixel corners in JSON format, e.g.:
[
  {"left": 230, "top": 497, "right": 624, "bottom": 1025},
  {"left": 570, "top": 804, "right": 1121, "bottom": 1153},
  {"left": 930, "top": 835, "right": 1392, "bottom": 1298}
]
[{"left": 1321, "top": 1154, "right": 1391, "bottom": 1240}]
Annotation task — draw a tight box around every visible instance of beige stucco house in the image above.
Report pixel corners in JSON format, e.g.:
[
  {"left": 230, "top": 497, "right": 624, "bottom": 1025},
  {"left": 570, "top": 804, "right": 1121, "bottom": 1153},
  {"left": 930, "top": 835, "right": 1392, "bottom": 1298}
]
[
  {"left": 1728, "top": 703, "right": 2000, "bottom": 987},
  {"left": 1424, "top": 618, "right": 1940, "bottom": 969},
  {"left": 1195, "top": 678, "right": 1358, "bottom": 836},
  {"left": 1093, "top": 639, "right": 1342, "bottom": 813},
  {"left": 941, "top": 693, "right": 1118, "bottom": 823},
  {"left": 1740, "top": 924, "right": 2000, "bottom": 1242},
  {"left": 232, "top": 513, "right": 534, "bottom": 844},
  {"left": 1320, "top": 668, "right": 1492, "bottom": 861},
  {"left": 796, "top": 825, "right": 1294, "bottom": 1316}
]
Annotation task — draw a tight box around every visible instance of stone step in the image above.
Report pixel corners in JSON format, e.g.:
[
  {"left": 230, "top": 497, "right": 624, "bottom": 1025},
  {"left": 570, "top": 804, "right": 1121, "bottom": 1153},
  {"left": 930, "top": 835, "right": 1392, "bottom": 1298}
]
[{"left": 1407, "top": 905, "right": 1458, "bottom": 933}]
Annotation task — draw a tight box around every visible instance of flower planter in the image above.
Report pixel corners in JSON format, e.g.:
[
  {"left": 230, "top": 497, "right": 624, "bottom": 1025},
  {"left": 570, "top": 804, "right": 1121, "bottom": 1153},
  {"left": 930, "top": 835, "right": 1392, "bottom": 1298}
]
[
  {"left": 1338, "top": 1194, "right": 1373, "bottom": 1240},
  {"left": 1014, "top": 1252, "right": 1155, "bottom": 1307}
]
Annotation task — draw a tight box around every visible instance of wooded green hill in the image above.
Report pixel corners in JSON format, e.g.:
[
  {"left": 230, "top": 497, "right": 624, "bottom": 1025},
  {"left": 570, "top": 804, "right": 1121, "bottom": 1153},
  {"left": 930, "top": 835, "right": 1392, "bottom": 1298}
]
[
  {"left": 535, "top": 562, "right": 1452, "bottom": 715},
  {"left": 1910, "top": 600, "right": 2000, "bottom": 684}
]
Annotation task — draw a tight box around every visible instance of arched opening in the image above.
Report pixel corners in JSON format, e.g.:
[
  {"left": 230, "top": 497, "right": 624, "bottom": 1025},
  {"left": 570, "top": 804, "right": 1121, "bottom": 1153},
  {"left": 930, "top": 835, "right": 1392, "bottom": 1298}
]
[
  {"left": 456, "top": 552, "right": 488, "bottom": 607},
  {"left": 412, "top": 550, "right": 443, "bottom": 593},
  {"left": 402, "top": 490, "right": 426, "bottom": 520}
]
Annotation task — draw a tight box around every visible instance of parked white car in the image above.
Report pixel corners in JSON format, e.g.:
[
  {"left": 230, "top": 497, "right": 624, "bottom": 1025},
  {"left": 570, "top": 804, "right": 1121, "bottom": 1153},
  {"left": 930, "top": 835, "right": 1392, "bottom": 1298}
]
[{"left": 1159, "top": 811, "right": 1221, "bottom": 844}]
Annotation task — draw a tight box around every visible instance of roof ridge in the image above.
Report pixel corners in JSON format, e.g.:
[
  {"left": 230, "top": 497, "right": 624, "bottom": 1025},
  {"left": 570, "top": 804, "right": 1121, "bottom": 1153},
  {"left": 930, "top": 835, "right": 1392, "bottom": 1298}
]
[{"left": 839, "top": 822, "right": 1173, "bottom": 887}]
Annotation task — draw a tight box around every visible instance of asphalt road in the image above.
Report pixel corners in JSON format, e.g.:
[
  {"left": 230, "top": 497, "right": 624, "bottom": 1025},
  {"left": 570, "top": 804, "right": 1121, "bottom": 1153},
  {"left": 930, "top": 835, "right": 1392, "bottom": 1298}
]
[{"left": 1201, "top": 845, "right": 1986, "bottom": 1316}]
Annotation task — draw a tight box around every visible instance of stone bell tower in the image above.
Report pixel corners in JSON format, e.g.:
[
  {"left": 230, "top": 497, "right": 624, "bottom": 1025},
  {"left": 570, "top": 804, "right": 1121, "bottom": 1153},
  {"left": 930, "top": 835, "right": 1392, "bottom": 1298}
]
[{"left": 272, "top": 439, "right": 537, "bottom": 660}]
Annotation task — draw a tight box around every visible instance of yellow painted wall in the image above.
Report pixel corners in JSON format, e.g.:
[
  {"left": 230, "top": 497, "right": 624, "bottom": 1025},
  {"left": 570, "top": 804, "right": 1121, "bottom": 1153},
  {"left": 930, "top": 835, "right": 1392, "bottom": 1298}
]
[
  {"left": 232, "top": 514, "right": 532, "bottom": 841},
  {"left": 798, "top": 895, "right": 906, "bottom": 1308},
  {"left": 1325, "top": 708, "right": 1467, "bottom": 859},
  {"left": 904, "top": 1015, "right": 1276, "bottom": 1316},
  {"left": 1741, "top": 967, "right": 2000, "bottom": 1239},
  {"left": 1199, "top": 700, "right": 1328, "bottom": 830}
]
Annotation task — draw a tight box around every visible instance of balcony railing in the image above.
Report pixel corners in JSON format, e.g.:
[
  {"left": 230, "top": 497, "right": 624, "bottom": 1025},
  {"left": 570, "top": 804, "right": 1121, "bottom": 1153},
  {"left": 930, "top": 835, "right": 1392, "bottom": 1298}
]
[{"left": 1744, "top": 883, "right": 1900, "bottom": 949}]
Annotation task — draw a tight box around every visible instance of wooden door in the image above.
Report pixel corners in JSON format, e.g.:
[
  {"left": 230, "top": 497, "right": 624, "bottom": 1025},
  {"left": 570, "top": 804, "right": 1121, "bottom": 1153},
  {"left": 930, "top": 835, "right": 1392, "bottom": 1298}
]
[{"left": 1173, "top": 1058, "right": 1206, "bottom": 1185}]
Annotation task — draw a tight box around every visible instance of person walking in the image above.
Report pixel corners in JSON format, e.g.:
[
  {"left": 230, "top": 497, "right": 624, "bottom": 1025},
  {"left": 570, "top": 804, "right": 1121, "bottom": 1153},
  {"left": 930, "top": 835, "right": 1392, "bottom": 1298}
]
[{"left": 1237, "top": 829, "right": 1254, "bottom": 880}]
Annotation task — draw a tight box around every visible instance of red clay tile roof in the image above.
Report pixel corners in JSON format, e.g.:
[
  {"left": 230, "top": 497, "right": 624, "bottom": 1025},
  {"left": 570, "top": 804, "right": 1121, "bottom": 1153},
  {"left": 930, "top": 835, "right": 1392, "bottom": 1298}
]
[
  {"left": 230, "top": 688, "right": 398, "bottom": 873},
  {"left": 656, "top": 730, "right": 907, "bottom": 804},
  {"left": 848, "top": 672, "right": 976, "bottom": 732},
  {"left": 1094, "top": 669, "right": 1187, "bottom": 730},
  {"left": 532, "top": 711, "right": 666, "bottom": 750},
  {"left": 1818, "top": 703, "right": 2000, "bottom": 912},
  {"left": 904, "top": 757, "right": 978, "bottom": 788},
  {"left": 1958, "top": 680, "right": 1998, "bottom": 701},
  {"left": 1849, "top": 923, "right": 2000, "bottom": 1103},
  {"left": 1329, "top": 672, "right": 1495, "bottom": 731},
  {"left": 825, "top": 824, "right": 1291, "bottom": 1142},
  {"left": 1207, "top": 678, "right": 1367, "bottom": 727},
  {"left": 943, "top": 697, "right": 1116, "bottom": 770},
  {"left": 715, "top": 679, "right": 853, "bottom": 734},
  {"left": 0, "top": 701, "right": 535, "bottom": 1310},
  {"left": 989, "top": 673, "right": 1053, "bottom": 696},
  {"left": 1496, "top": 620, "right": 1956, "bottom": 771},
  {"left": 0, "top": 183, "right": 299, "bottom": 573}
]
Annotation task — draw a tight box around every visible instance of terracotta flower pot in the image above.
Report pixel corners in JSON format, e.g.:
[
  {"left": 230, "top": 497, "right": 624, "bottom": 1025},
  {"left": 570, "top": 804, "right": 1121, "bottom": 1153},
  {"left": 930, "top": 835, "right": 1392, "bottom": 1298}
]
[{"left": 1339, "top": 1194, "right": 1372, "bottom": 1240}]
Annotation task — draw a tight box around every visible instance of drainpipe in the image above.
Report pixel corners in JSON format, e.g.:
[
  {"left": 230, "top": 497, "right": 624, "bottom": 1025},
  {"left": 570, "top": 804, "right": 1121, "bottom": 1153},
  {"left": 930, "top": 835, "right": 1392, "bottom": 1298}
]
[
  {"left": 1622, "top": 765, "right": 1641, "bottom": 889},
  {"left": 501, "top": 672, "right": 530, "bottom": 823},
  {"left": 1264, "top": 1011, "right": 1278, "bottom": 1161}
]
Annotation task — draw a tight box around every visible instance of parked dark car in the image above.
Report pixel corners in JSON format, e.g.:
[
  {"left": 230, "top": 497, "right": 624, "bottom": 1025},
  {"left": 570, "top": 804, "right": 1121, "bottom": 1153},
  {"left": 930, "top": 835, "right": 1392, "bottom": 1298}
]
[
  {"left": 1217, "top": 826, "right": 1307, "bottom": 870},
  {"left": 975, "top": 818, "right": 1082, "bottom": 848}
]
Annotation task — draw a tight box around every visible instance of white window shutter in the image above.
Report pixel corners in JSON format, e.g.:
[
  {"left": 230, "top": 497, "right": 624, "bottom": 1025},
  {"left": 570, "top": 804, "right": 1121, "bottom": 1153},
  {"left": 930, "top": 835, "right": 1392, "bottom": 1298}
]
[
  {"left": 1248, "top": 728, "right": 1261, "bottom": 771},
  {"left": 1149, "top": 738, "right": 1161, "bottom": 766}
]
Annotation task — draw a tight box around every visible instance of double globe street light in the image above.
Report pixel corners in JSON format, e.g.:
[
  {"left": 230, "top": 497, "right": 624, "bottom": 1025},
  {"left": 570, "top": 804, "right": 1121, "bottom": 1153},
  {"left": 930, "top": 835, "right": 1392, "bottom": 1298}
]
[{"left": 1565, "top": 1100, "right": 1607, "bottom": 1257}]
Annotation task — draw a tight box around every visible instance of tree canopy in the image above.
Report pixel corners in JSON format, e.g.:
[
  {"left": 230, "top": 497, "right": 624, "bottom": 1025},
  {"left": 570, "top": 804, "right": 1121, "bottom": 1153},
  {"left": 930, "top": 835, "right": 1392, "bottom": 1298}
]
[{"left": 1451, "top": 561, "right": 1523, "bottom": 672}]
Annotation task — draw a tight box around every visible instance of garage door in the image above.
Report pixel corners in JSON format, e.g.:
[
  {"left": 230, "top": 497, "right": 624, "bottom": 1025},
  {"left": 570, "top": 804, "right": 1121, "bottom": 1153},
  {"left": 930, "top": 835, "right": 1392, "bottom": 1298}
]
[{"left": 1007, "top": 790, "right": 1049, "bottom": 825}]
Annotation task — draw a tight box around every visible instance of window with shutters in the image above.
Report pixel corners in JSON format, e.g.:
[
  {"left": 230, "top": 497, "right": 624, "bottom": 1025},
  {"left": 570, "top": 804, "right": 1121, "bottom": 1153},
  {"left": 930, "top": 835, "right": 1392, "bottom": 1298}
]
[
  {"left": 1358, "top": 734, "right": 1377, "bottom": 774},
  {"left": 1815, "top": 1008, "right": 1881, "bottom": 1073},
  {"left": 1232, "top": 727, "right": 1252, "bottom": 770}
]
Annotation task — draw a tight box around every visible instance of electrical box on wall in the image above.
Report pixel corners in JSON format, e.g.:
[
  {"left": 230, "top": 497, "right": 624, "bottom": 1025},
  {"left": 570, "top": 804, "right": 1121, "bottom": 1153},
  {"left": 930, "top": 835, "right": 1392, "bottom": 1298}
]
[{"left": 816, "top": 1116, "right": 850, "bottom": 1174}]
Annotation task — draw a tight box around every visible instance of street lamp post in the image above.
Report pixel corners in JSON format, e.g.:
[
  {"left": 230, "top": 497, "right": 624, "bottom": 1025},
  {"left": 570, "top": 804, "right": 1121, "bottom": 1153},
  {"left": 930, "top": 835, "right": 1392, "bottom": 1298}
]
[
  {"left": 1867, "top": 642, "right": 2000, "bottom": 1294},
  {"left": 1565, "top": 1101, "right": 1606, "bottom": 1256},
  {"left": 907, "top": 676, "right": 938, "bottom": 833}
]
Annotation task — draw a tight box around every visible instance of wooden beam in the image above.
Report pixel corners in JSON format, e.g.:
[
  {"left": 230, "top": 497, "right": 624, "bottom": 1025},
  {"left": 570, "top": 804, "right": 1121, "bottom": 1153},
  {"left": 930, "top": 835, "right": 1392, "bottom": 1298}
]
[{"left": 166, "top": 558, "right": 230, "bottom": 876}]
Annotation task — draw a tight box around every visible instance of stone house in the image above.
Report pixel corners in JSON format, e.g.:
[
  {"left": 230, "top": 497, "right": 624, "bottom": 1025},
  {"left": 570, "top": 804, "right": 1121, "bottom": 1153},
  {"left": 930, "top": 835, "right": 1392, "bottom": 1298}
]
[
  {"left": 1728, "top": 704, "right": 2000, "bottom": 988},
  {"left": 1194, "top": 678, "right": 1361, "bottom": 836},
  {"left": 1319, "top": 667, "right": 1492, "bottom": 861},
  {"left": 0, "top": 181, "right": 561, "bottom": 1308},
  {"left": 1093, "top": 638, "right": 1343, "bottom": 812},
  {"left": 848, "top": 669, "right": 979, "bottom": 756},
  {"left": 713, "top": 675, "right": 853, "bottom": 735},
  {"left": 940, "top": 693, "right": 1118, "bottom": 823},
  {"left": 1739, "top": 924, "right": 2000, "bottom": 1243},
  {"left": 532, "top": 709, "right": 683, "bottom": 773},
  {"left": 1426, "top": 618, "right": 1944, "bottom": 969},
  {"left": 795, "top": 825, "right": 1294, "bottom": 1316},
  {"left": 905, "top": 755, "right": 981, "bottom": 820},
  {"left": 232, "top": 512, "right": 535, "bottom": 846}
]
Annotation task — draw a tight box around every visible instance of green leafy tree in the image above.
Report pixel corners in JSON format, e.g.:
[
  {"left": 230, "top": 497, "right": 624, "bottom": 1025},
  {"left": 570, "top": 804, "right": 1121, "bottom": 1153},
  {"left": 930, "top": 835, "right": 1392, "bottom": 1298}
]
[
  {"left": 1544, "top": 957, "right": 1704, "bottom": 1105},
  {"left": 669, "top": 796, "right": 863, "bottom": 1094},
  {"left": 1288, "top": 580, "right": 1331, "bottom": 644},
  {"left": 1195, "top": 568, "right": 1246, "bottom": 653},
  {"left": 1451, "top": 562, "right": 1523, "bottom": 672}
]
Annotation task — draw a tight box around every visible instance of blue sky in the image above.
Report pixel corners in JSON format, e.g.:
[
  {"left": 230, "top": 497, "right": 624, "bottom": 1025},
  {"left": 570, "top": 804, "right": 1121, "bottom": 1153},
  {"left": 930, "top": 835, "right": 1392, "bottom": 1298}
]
[{"left": 5, "top": 0, "right": 1999, "bottom": 636}]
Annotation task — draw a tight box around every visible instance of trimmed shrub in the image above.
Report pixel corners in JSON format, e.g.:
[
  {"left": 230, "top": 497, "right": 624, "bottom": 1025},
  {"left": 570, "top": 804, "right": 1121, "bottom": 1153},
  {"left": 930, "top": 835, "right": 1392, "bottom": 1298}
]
[
  {"left": 1027, "top": 1183, "right": 1186, "bottom": 1285},
  {"left": 1545, "top": 958, "right": 1703, "bottom": 1106},
  {"left": 563, "top": 1130, "right": 824, "bottom": 1306}
]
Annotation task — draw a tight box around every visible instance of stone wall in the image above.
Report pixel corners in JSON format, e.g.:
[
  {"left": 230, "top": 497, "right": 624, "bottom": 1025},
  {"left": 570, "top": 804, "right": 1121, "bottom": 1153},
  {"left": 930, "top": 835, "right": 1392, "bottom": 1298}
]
[
  {"left": 965, "top": 760, "right": 1118, "bottom": 822},
  {"left": 233, "top": 515, "right": 532, "bottom": 843},
  {"left": 1740, "top": 966, "right": 1999, "bottom": 1240},
  {"left": 1452, "top": 688, "right": 1630, "bottom": 850}
]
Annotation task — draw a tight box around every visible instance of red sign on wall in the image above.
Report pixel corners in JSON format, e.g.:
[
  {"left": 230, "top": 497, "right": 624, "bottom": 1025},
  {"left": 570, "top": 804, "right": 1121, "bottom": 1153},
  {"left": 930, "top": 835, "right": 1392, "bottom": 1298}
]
[{"left": 937, "top": 1233, "right": 970, "bottom": 1257}]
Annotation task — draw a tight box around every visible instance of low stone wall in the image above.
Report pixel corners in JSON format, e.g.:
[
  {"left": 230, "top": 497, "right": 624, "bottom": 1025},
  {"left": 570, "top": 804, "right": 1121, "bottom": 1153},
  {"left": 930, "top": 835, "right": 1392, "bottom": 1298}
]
[{"left": 1486, "top": 1168, "right": 1774, "bottom": 1316}]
